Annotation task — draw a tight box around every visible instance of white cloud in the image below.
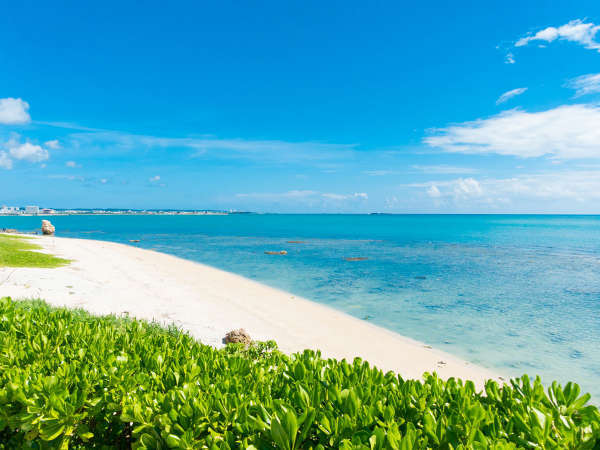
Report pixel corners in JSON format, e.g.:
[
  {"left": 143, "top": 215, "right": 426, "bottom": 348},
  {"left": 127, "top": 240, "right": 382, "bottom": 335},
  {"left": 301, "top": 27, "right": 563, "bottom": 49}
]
[
  {"left": 48, "top": 174, "right": 85, "bottom": 182},
  {"left": 421, "top": 178, "right": 482, "bottom": 199},
  {"left": 67, "top": 130, "right": 357, "bottom": 164},
  {"left": 236, "top": 190, "right": 367, "bottom": 203},
  {"left": 236, "top": 190, "right": 318, "bottom": 200},
  {"left": 427, "top": 185, "right": 441, "bottom": 198},
  {"left": 412, "top": 164, "right": 478, "bottom": 174},
  {"left": 44, "top": 139, "right": 61, "bottom": 149},
  {"left": 65, "top": 161, "right": 78, "bottom": 168},
  {"left": 424, "top": 104, "right": 600, "bottom": 159},
  {"left": 149, "top": 175, "right": 161, "bottom": 182},
  {"left": 453, "top": 178, "right": 482, "bottom": 198},
  {"left": 100, "top": 178, "right": 108, "bottom": 184},
  {"left": 417, "top": 178, "right": 483, "bottom": 201},
  {"left": 321, "top": 193, "right": 348, "bottom": 200},
  {"left": 0, "top": 135, "right": 52, "bottom": 168},
  {"left": 505, "top": 52, "right": 515, "bottom": 64},
  {"left": 515, "top": 19, "right": 600, "bottom": 52},
  {"left": 486, "top": 172, "right": 600, "bottom": 201},
  {"left": 0, "top": 98, "right": 31, "bottom": 124},
  {"left": 8, "top": 141, "right": 49, "bottom": 163},
  {"left": 496, "top": 87, "right": 528, "bottom": 105},
  {"left": 363, "top": 170, "right": 397, "bottom": 176},
  {"left": 322, "top": 192, "right": 368, "bottom": 200},
  {"left": 566, "top": 73, "right": 600, "bottom": 97},
  {"left": 415, "top": 171, "right": 600, "bottom": 206},
  {"left": 364, "top": 166, "right": 477, "bottom": 176},
  {"left": 0, "top": 151, "right": 12, "bottom": 169}
]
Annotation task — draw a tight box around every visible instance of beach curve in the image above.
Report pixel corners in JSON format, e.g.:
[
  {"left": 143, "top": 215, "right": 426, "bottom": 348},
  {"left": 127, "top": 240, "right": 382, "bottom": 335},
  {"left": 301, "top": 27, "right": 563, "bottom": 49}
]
[{"left": 0, "top": 234, "right": 504, "bottom": 388}]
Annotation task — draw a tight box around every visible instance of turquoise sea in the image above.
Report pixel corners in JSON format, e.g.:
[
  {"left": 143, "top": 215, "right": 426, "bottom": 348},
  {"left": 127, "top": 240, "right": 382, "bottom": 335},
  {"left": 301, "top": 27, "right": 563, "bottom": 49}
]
[{"left": 3, "top": 214, "right": 600, "bottom": 397}]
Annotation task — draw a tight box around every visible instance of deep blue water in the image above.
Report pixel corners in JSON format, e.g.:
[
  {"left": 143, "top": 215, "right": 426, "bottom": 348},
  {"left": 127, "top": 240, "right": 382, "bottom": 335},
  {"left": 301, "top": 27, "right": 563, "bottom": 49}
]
[{"left": 3, "top": 214, "right": 600, "bottom": 397}]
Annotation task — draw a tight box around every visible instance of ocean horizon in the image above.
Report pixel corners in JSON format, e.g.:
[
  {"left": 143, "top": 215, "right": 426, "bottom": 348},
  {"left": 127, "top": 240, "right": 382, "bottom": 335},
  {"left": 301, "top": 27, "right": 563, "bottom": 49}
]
[{"left": 3, "top": 213, "right": 600, "bottom": 398}]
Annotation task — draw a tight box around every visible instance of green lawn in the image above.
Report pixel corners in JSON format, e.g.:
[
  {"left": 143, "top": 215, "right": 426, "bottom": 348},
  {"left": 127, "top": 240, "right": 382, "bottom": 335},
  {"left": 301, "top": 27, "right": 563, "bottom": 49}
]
[{"left": 0, "top": 234, "right": 70, "bottom": 268}]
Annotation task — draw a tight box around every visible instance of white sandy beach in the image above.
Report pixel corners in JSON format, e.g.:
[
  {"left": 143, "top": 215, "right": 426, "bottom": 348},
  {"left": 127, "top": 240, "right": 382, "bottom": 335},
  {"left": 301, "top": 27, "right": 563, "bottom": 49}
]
[{"left": 1, "top": 234, "right": 504, "bottom": 387}]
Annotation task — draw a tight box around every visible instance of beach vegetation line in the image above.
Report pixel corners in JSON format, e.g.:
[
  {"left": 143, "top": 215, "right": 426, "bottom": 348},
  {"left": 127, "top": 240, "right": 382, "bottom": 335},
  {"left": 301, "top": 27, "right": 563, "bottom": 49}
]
[{"left": 0, "top": 297, "right": 599, "bottom": 449}]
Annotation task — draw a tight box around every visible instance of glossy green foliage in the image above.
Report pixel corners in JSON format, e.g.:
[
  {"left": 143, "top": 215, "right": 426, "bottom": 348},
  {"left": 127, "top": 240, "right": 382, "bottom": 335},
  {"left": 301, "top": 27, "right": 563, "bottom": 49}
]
[{"left": 1, "top": 297, "right": 599, "bottom": 449}]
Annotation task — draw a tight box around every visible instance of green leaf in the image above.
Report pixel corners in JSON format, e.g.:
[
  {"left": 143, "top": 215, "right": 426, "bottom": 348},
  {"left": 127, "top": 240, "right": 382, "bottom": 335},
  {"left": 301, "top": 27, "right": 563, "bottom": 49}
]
[
  {"left": 271, "top": 416, "right": 290, "bottom": 450},
  {"left": 166, "top": 433, "right": 182, "bottom": 448}
]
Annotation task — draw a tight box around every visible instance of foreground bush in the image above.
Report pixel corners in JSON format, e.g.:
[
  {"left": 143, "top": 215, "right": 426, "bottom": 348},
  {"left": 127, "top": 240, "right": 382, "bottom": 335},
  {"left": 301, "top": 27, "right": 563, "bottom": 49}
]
[{"left": 0, "top": 297, "right": 599, "bottom": 449}]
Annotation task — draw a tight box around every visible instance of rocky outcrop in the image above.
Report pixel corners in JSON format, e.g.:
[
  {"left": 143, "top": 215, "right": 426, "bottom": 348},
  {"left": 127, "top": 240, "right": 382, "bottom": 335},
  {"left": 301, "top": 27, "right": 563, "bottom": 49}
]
[
  {"left": 41, "top": 220, "right": 55, "bottom": 235},
  {"left": 223, "top": 328, "right": 252, "bottom": 346},
  {"left": 344, "top": 257, "right": 368, "bottom": 261}
]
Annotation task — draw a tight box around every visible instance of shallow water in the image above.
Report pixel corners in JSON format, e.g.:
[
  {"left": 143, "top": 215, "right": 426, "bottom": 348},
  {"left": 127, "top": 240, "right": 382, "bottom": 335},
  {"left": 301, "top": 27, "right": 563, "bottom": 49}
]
[{"left": 3, "top": 214, "right": 600, "bottom": 398}]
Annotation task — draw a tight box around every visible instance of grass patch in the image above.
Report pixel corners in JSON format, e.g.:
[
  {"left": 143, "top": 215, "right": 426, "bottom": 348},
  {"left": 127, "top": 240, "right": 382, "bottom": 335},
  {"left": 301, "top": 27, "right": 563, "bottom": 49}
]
[
  {"left": 1, "top": 297, "right": 599, "bottom": 448},
  {"left": 0, "top": 234, "right": 70, "bottom": 268}
]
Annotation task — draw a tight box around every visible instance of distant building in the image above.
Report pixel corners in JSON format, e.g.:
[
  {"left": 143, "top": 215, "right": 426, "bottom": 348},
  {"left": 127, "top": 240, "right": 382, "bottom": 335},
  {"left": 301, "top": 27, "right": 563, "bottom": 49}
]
[
  {"left": 25, "top": 205, "right": 40, "bottom": 215},
  {"left": 0, "top": 205, "right": 20, "bottom": 215},
  {"left": 40, "top": 208, "right": 55, "bottom": 215}
]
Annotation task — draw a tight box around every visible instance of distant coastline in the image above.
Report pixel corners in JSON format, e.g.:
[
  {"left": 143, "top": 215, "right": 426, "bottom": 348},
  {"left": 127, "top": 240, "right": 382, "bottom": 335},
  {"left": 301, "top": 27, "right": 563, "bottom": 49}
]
[{"left": 0, "top": 208, "right": 258, "bottom": 217}]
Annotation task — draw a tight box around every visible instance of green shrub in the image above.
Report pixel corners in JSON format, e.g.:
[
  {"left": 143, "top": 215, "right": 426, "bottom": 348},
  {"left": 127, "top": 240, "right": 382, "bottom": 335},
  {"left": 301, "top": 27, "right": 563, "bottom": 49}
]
[{"left": 0, "top": 297, "right": 599, "bottom": 449}]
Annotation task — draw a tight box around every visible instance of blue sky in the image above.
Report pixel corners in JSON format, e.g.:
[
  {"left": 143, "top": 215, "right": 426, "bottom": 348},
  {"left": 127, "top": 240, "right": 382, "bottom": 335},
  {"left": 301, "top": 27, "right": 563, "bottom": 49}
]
[{"left": 1, "top": 1, "right": 600, "bottom": 213}]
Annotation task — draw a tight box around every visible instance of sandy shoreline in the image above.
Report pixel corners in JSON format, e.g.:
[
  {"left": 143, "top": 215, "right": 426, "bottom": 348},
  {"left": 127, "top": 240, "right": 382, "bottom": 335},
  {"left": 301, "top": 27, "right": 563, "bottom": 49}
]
[{"left": 0, "top": 234, "right": 504, "bottom": 387}]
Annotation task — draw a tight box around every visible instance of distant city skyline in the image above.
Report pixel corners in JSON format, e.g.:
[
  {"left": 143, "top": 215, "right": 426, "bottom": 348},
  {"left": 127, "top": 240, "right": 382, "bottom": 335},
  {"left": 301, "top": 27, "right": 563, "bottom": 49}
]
[{"left": 2, "top": 2, "right": 600, "bottom": 213}]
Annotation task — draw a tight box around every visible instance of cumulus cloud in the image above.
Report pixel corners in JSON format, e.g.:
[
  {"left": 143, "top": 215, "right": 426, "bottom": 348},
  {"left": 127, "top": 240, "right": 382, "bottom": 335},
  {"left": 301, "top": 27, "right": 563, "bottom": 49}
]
[
  {"left": 0, "top": 151, "right": 12, "bottom": 169},
  {"left": 515, "top": 19, "right": 600, "bottom": 52},
  {"left": 505, "top": 52, "right": 515, "bottom": 64},
  {"left": 0, "top": 135, "right": 51, "bottom": 167},
  {"left": 496, "top": 88, "right": 528, "bottom": 105},
  {"left": 149, "top": 175, "right": 161, "bottom": 182},
  {"left": 418, "top": 178, "right": 483, "bottom": 201},
  {"left": 422, "top": 178, "right": 482, "bottom": 199},
  {"left": 453, "top": 178, "right": 482, "bottom": 198},
  {"left": 424, "top": 104, "right": 600, "bottom": 159},
  {"left": 566, "top": 73, "right": 600, "bottom": 97},
  {"left": 8, "top": 141, "right": 49, "bottom": 163},
  {"left": 415, "top": 171, "right": 600, "bottom": 207},
  {"left": 0, "top": 98, "right": 31, "bottom": 124},
  {"left": 44, "top": 139, "right": 61, "bottom": 149}
]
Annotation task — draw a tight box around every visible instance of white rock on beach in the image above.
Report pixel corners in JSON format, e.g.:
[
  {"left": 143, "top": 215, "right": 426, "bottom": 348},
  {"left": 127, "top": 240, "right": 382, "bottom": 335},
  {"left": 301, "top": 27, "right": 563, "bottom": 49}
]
[{"left": 41, "top": 220, "right": 55, "bottom": 235}]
